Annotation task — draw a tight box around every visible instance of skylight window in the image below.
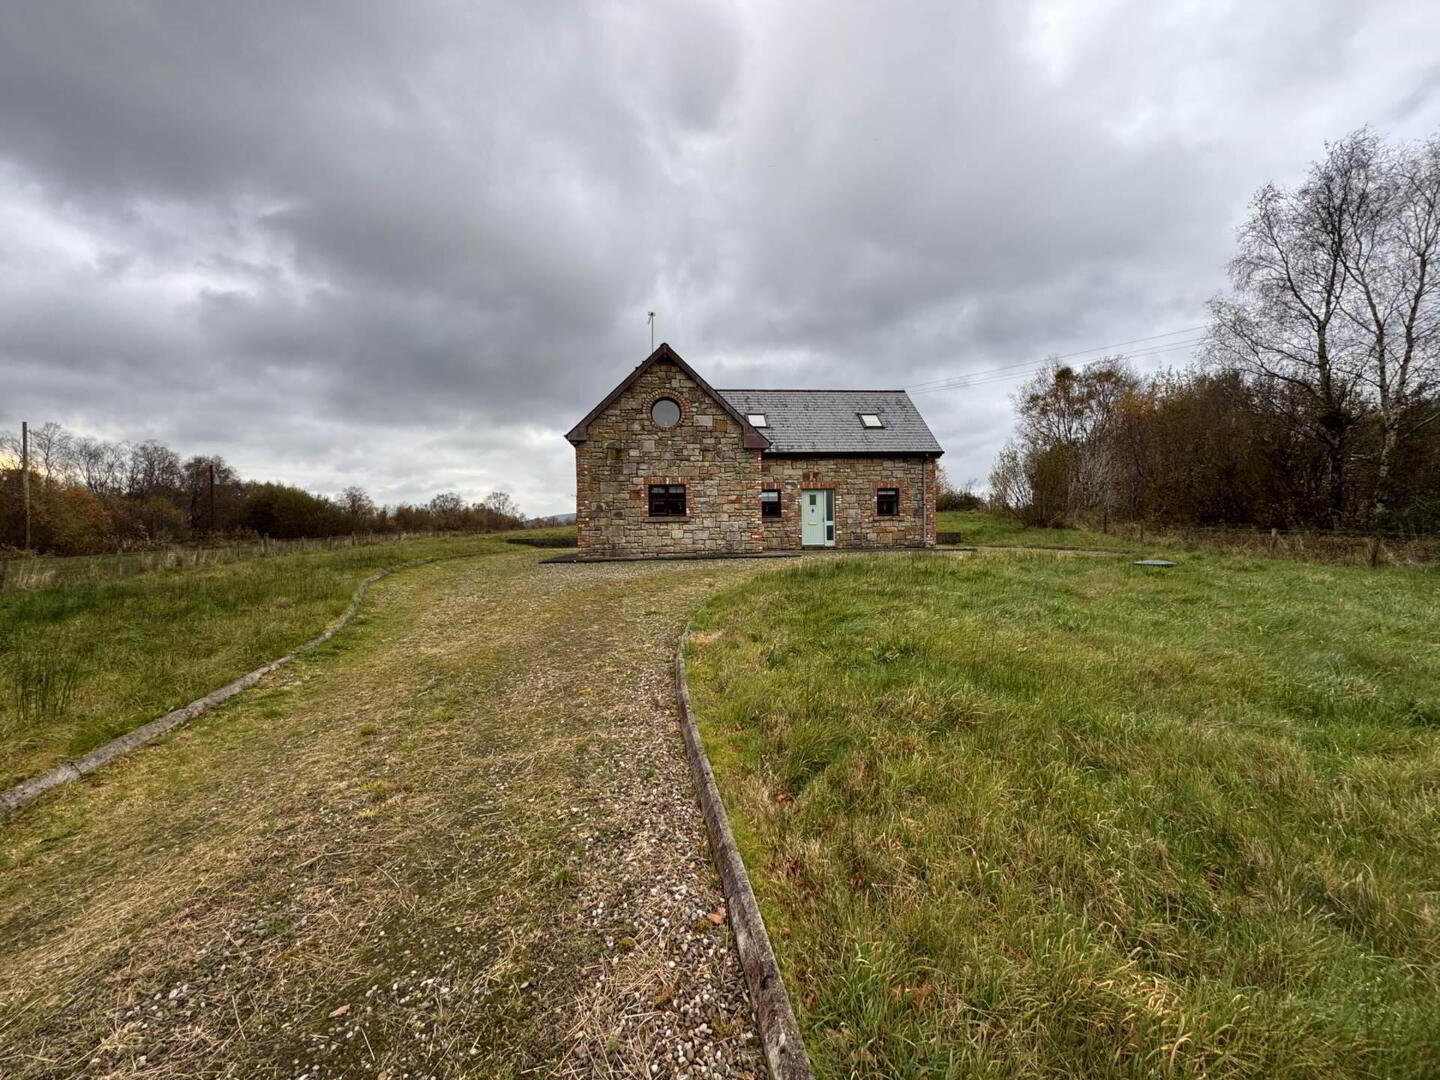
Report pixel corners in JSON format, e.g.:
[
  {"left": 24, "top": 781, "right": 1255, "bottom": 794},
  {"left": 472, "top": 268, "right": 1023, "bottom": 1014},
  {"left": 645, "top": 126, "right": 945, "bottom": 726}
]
[
  {"left": 858, "top": 413, "right": 883, "bottom": 428},
  {"left": 746, "top": 413, "right": 768, "bottom": 428}
]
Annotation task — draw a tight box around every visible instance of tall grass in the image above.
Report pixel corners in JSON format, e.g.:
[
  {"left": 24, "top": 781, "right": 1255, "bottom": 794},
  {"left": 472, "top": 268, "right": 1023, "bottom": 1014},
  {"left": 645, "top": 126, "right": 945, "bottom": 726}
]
[
  {"left": 935, "top": 510, "right": 1121, "bottom": 550},
  {"left": 0, "top": 529, "right": 506, "bottom": 592},
  {"left": 687, "top": 551, "right": 1440, "bottom": 1078},
  {"left": 0, "top": 628, "right": 86, "bottom": 738},
  {"left": 937, "top": 510, "right": 1440, "bottom": 566},
  {"left": 0, "top": 528, "right": 574, "bottom": 787}
]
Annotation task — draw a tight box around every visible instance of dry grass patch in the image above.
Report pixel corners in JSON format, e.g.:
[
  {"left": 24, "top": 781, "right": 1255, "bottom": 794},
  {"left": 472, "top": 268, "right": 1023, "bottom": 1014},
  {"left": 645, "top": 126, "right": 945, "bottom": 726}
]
[
  {"left": 0, "top": 532, "right": 578, "bottom": 788},
  {"left": 0, "top": 552, "right": 768, "bottom": 1079}
]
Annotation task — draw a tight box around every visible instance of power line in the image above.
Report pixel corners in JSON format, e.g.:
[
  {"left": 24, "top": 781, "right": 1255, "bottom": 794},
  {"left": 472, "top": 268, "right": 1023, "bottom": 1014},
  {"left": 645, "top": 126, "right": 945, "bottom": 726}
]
[
  {"left": 904, "top": 332, "right": 1209, "bottom": 400},
  {"left": 1113, "top": 338, "right": 1210, "bottom": 361},
  {"left": 905, "top": 324, "right": 1209, "bottom": 394},
  {"left": 906, "top": 328, "right": 1208, "bottom": 391},
  {"left": 909, "top": 343, "right": 1205, "bottom": 395},
  {"left": 907, "top": 335, "right": 1209, "bottom": 395}
]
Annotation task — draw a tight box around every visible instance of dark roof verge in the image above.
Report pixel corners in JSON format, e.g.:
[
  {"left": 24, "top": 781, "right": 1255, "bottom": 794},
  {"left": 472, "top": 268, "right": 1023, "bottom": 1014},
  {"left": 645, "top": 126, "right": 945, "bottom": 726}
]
[{"left": 565, "top": 343, "right": 771, "bottom": 449}]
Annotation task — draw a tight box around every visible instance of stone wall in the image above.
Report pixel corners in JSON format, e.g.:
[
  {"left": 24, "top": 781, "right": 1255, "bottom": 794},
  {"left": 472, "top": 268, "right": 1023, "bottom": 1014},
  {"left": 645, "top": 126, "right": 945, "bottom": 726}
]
[
  {"left": 575, "top": 358, "right": 765, "bottom": 557},
  {"left": 758, "top": 455, "right": 937, "bottom": 550}
]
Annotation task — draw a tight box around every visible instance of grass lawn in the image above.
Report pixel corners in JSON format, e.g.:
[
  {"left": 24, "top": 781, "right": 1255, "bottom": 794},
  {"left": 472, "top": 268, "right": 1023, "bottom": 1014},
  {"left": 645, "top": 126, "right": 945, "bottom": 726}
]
[
  {"left": 0, "top": 528, "right": 573, "bottom": 788},
  {"left": 0, "top": 550, "right": 761, "bottom": 1078},
  {"left": 936, "top": 510, "right": 1125, "bottom": 550},
  {"left": 685, "top": 550, "right": 1440, "bottom": 1078}
]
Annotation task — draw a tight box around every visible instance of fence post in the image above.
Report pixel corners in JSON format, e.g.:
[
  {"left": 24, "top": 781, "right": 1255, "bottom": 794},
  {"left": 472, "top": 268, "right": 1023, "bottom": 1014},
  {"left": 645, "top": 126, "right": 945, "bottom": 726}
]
[{"left": 21, "top": 420, "right": 30, "bottom": 552}]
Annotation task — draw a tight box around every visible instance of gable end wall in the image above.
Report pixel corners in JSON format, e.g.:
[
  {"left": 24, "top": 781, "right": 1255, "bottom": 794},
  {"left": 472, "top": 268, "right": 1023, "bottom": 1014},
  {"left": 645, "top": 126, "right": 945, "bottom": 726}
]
[{"left": 575, "top": 359, "right": 764, "bottom": 556}]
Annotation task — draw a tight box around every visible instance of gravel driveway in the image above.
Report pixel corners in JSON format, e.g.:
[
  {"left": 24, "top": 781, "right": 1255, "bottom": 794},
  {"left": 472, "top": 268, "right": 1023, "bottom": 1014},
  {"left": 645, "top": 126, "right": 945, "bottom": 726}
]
[{"left": 0, "top": 551, "right": 774, "bottom": 1079}]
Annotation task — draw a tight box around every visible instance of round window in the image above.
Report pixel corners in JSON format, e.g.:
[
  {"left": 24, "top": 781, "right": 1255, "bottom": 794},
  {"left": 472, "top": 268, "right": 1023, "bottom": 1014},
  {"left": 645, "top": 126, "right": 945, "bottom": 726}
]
[{"left": 650, "top": 397, "right": 681, "bottom": 428}]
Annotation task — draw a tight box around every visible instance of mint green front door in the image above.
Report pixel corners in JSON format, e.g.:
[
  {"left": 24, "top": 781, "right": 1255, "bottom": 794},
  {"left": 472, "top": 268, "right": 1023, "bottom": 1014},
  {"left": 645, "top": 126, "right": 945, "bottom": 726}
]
[{"left": 801, "top": 489, "right": 834, "bottom": 547}]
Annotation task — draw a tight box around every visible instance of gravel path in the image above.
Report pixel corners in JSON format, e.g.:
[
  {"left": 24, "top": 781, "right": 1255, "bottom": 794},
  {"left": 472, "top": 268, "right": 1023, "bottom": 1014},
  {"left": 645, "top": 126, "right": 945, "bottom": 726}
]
[
  {"left": 0, "top": 551, "right": 777, "bottom": 1079},
  {"left": 470, "top": 558, "right": 770, "bottom": 1078}
]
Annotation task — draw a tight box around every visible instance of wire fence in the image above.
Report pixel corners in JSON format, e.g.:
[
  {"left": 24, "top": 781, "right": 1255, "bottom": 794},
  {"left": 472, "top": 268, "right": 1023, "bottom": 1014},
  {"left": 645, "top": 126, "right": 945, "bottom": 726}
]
[
  {"left": 0, "top": 530, "right": 479, "bottom": 592},
  {"left": 1102, "top": 521, "right": 1440, "bottom": 567}
]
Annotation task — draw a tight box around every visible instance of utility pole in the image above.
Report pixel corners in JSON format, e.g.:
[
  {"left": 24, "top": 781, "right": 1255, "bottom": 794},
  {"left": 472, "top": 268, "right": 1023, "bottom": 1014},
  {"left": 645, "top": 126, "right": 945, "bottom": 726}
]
[
  {"left": 20, "top": 420, "right": 30, "bottom": 551},
  {"left": 208, "top": 462, "right": 216, "bottom": 533}
]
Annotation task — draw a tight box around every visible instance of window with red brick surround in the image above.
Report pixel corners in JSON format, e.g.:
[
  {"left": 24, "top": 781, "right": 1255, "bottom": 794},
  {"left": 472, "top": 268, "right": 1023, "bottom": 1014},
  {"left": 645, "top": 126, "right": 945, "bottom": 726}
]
[{"left": 648, "top": 484, "right": 686, "bottom": 516}]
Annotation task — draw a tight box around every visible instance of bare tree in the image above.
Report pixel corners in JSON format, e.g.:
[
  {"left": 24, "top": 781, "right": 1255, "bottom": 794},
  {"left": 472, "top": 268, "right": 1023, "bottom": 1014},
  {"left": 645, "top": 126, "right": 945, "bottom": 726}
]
[
  {"left": 426, "top": 491, "right": 464, "bottom": 530},
  {"left": 339, "top": 485, "right": 376, "bottom": 528},
  {"left": 1211, "top": 129, "right": 1440, "bottom": 529},
  {"left": 1017, "top": 359, "right": 1135, "bottom": 448},
  {"left": 480, "top": 490, "right": 520, "bottom": 519},
  {"left": 183, "top": 455, "right": 240, "bottom": 531},
  {"left": 1010, "top": 359, "right": 1139, "bottom": 524},
  {"left": 72, "top": 436, "right": 130, "bottom": 496},
  {"left": 987, "top": 441, "right": 1032, "bottom": 523},
  {"left": 1209, "top": 138, "right": 1367, "bottom": 525},
  {"left": 126, "top": 440, "right": 184, "bottom": 498},
  {"left": 935, "top": 468, "right": 982, "bottom": 511},
  {"left": 988, "top": 131, "right": 1440, "bottom": 538},
  {"left": 1334, "top": 133, "right": 1440, "bottom": 527},
  {"left": 26, "top": 421, "right": 75, "bottom": 483},
  {"left": 428, "top": 491, "right": 464, "bottom": 515}
]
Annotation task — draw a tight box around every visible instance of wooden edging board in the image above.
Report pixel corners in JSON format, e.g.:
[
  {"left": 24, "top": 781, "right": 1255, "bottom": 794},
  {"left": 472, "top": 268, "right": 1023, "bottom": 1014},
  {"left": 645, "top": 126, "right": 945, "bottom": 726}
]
[
  {"left": 674, "top": 629, "right": 815, "bottom": 1080},
  {"left": 0, "top": 552, "right": 480, "bottom": 818}
]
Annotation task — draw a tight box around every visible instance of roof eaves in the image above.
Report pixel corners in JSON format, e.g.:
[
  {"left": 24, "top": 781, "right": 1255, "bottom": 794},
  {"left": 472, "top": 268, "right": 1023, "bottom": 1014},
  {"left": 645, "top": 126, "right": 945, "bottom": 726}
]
[
  {"left": 760, "top": 448, "right": 945, "bottom": 457},
  {"left": 715, "top": 388, "right": 910, "bottom": 394}
]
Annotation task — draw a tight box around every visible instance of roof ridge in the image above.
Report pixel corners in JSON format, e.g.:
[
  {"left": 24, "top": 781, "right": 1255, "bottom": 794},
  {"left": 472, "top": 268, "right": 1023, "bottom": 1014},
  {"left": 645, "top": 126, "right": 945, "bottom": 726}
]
[{"left": 716, "top": 388, "right": 911, "bottom": 393}]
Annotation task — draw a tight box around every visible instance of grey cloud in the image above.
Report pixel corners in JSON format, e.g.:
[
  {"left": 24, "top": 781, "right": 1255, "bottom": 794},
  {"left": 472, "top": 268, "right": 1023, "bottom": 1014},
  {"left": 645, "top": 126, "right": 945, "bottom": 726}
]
[{"left": 2, "top": 0, "right": 1439, "bottom": 514}]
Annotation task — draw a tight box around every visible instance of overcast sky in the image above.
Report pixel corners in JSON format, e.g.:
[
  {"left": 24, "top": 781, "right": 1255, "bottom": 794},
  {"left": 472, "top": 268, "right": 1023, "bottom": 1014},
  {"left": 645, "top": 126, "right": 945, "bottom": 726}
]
[{"left": 4, "top": 2, "right": 1439, "bottom": 515}]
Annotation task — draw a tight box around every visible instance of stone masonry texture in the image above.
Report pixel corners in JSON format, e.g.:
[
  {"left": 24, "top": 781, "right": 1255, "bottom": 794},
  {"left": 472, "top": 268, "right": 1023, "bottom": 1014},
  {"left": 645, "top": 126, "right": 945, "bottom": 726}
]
[
  {"left": 574, "top": 357, "right": 937, "bottom": 557},
  {"left": 758, "top": 455, "right": 938, "bottom": 551}
]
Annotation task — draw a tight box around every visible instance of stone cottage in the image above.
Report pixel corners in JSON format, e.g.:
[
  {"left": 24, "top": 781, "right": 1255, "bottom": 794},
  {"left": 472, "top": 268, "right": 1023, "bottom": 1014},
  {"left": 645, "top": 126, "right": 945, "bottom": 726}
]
[{"left": 565, "top": 344, "right": 944, "bottom": 557}]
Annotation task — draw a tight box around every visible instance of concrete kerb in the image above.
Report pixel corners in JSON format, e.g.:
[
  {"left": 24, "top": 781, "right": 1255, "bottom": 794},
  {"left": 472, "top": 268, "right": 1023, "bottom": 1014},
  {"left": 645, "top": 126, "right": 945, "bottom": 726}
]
[
  {"left": 542, "top": 550, "right": 799, "bottom": 565},
  {"left": 545, "top": 546, "right": 978, "bottom": 565},
  {"left": 674, "top": 625, "right": 814, "bottom": 1080},
  {"left": 0, "top": 551, "right": 485, "bottom": 819}
]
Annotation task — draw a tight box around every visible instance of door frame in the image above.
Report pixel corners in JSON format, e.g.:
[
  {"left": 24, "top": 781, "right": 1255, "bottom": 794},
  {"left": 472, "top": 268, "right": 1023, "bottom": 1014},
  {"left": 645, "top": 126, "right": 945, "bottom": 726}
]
[{"left": 800, "top": 488, "right": 835, "bottom": 547}]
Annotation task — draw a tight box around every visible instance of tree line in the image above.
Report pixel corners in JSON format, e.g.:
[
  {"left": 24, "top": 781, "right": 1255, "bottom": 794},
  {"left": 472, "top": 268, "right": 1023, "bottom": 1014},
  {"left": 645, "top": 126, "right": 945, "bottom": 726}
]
[
  {"left": 990, "top": 129, "right": 1440, "bottom": 536},
  {"left": 0, "top": 422, "right": 527, "bottom": 555}
]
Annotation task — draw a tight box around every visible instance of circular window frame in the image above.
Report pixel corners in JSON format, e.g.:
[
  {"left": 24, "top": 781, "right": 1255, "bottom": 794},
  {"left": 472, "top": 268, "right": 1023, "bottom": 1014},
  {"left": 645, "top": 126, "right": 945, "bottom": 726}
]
[{"left": 649, "top": 396, "right": 683, "bottom": 429}]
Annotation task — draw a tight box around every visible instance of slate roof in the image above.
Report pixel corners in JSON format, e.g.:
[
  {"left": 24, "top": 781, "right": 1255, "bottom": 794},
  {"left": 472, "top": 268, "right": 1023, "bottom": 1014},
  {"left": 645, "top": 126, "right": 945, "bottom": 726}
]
[{"left": 716, "top": 389, "right": 943, "bottom": 455}]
